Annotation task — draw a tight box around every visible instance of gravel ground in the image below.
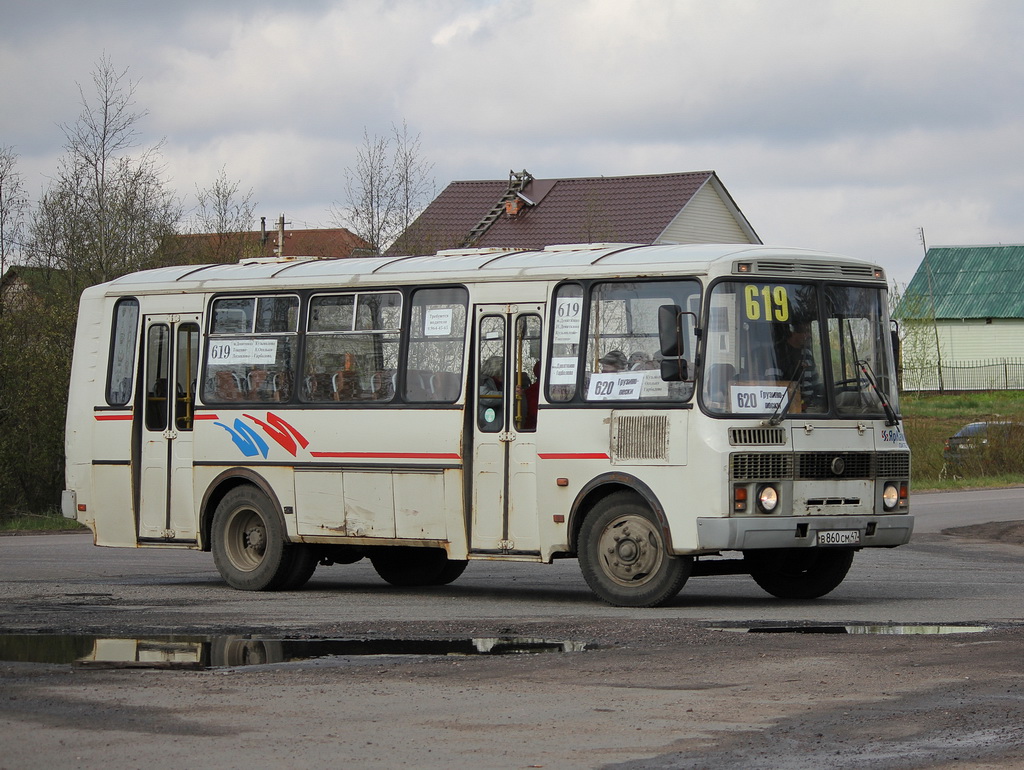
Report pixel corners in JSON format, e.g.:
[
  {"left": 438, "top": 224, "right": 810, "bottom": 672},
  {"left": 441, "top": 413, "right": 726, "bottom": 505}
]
[{"left": 0, "top": 524, "right": 1021, "bottom": 769}]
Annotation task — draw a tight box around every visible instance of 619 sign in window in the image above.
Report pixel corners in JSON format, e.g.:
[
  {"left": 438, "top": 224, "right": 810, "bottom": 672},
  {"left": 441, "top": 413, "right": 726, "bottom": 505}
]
[{"left": 744, "top": 285, "right": 790, "bottom": 322}]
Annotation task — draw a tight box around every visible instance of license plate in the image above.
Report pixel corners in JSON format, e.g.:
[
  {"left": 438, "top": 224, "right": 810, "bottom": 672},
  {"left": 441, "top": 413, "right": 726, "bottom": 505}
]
[{"left": 817, "top": 529, "right": 860, "bottom": 546}]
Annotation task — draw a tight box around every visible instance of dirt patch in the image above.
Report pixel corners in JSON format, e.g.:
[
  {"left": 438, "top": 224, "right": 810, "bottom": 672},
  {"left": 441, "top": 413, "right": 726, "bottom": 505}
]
[{"left": 942, "top": 519, "right": 1024, "bottom": 545}]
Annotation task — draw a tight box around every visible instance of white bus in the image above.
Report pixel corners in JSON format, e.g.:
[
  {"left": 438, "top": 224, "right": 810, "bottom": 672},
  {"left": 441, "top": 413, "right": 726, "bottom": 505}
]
[{"left": 62, "top": 243, "right": 912, "bottom": 607}]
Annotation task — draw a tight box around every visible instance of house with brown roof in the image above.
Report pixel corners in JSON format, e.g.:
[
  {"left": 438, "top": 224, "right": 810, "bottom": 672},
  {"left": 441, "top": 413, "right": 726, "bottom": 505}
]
[
  {"left": 387, "top": 170, "right": 760, "bottom": 256},
  {"left": 169, "top": 225, "right": 370, "bottom": 265}
]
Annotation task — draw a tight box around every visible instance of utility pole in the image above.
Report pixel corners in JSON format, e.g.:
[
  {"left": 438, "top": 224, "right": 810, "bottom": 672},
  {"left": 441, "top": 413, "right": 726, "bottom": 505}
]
[{"left": 276, "top": 214, "right": 286, "bottom": 257}]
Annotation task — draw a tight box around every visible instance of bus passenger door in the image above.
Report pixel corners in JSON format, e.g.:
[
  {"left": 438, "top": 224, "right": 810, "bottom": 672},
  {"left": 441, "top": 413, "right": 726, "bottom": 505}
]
[
  {"left": 471, "top": 305, "right": 543, "bottom": 555},
  {"left": 137, "top": 314, "right": 200, "bottom": 541}
]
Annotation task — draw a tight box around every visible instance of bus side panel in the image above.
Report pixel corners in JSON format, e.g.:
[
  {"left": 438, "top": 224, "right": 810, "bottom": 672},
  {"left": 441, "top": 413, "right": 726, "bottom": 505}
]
[
  {"left": 294, "top": 470, "right": 345, "bottom": 535},
  {"left": 65, "top": 290, "right": 139, "bottom": 546},
  {"left": 90, "top": 465, "right": 137, "bottom": 546},
  {"left": 534, "top": 407, "right": 704, "bottom": 557},
  {"left": 533, "top": 407, "right": 619, "bottom": 559},
  {"left": 198, "top": 408, "right": 465, "bottom": 550},
  {"left": 394, "top": 470, "right": 447, "bottom": 539}
]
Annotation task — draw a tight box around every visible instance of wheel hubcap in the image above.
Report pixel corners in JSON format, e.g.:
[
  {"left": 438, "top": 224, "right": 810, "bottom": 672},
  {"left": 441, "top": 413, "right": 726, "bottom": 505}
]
[
  {"left": 226, "top": 509, "right": 267, "bottom": 571},
  {"left": 597, "top": 514, "right": 664, "bottom": 586}
]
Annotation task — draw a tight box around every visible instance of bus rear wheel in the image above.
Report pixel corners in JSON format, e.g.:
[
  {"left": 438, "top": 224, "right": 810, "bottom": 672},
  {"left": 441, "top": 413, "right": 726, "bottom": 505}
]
[
  {"left": 370, "top": 547, "right": 468, "bottom": 587},
  {"left": 578, "top": 492, "right": 691, "bottom": 607},
  {"left": 745, "top": 548, "right": 855, "bottom": 599},
  {"left": 212, "top": 486, "right": 299, "bottom": 591}
]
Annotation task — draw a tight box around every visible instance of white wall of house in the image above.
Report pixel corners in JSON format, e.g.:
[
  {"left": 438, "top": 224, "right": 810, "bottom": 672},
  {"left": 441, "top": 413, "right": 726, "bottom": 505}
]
[
  {"left": 656, "top": 182, "right": 756, "bottom": 244},
  {"left": 937, "top": 319, "right": 1024, "bottom": 361}
]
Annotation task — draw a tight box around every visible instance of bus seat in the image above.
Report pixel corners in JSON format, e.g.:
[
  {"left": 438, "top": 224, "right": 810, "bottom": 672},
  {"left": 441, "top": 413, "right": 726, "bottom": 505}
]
[
  {"left": 404, "top": 370, "right": 433, "bottom": 401},
  {"left": 371, "top": 370, "right": 396, "bottom": 401},
  {"left": 247, "top": 370, "right": 280, "bottom": 401},
  {"left": 332, "top": 370, "right": 361, "bottom": 401},
  {"left": 430, "top": 371, "right": 461, "bottom": 401},
  {"left": 214, "top": 371, "right": 244, "bottom": 401}
]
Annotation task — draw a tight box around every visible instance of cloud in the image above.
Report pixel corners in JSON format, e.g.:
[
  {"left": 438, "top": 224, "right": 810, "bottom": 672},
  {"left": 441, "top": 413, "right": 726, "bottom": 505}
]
[{"left": 3, "top": 0, "right": 1024, "bottom": 285}]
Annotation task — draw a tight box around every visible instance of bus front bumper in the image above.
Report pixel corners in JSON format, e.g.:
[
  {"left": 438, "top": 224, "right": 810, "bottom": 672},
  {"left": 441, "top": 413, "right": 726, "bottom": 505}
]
[{"left": 695, "top": 514, "right": 913, "bottom": 552}]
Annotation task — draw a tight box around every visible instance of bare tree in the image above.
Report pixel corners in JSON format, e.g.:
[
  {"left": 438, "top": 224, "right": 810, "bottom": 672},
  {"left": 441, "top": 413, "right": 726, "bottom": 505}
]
[
  {"left": 1, "top": 56, "right": 180, "bottom": 516},
  {"left": 27, "top": 55, "right": 181, "bottom": 286},
  {"left": 391, "top": 120, "right": 435, "bottom": 244},
  {"left": 0, "top": 146, "right": 28, "bottom": 292},
  {"left": 174, "top": 166, "right": 259, "bottom": 264},
  {"left": 333, "top": 122, "right": 434, "bottom": 254}
]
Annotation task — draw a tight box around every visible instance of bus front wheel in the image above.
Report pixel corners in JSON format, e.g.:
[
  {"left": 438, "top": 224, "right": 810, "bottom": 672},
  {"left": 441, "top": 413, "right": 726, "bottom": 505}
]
[
  {"left": 745, "top": 548, "right": 855, "bottom": 599},
  {"left": 212, "top": 486, "right": 302, "bottom": 591},
  {"left": 578, "top": 492, "right": 691, "bottom": 607}
]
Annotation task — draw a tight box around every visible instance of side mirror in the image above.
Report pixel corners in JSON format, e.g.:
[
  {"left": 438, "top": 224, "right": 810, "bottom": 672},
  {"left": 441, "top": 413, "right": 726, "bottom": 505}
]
[
  {"left": 890, "top": 320, "right": 901, "bottom": 371},
  {"left": 658, "top": 304, "right": 684, "bottom": 357},
  {"left": 660, "top": 357, "right": 688, "bottom": 382},
  {"left": 658, "top": 304, "right": 696, "bottom": 382}
]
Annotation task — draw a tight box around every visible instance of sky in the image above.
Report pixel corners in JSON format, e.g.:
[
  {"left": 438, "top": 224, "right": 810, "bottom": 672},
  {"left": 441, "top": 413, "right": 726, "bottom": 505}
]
[{"left": 3, "top": 0, "right": 1023, "bottom": 287}]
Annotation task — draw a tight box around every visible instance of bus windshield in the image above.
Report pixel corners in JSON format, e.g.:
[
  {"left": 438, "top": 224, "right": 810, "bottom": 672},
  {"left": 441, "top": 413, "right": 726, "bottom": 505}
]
[{"left": 701, "top": 280, "right": 899, "bottom": 419}]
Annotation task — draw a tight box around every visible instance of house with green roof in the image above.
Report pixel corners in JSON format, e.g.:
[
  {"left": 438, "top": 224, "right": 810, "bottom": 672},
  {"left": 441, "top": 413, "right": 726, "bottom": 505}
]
[{"left": 896, "top": 244, "right": 1024, "bottom": 389}]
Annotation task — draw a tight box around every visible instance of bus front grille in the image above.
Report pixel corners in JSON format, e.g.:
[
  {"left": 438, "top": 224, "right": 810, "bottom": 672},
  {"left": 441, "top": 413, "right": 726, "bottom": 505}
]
[{"left": 731, "top": 451, "right": 910, "bottom": 481}]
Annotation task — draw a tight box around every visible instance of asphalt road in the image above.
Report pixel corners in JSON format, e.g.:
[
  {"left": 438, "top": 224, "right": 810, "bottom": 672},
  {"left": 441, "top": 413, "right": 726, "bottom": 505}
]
[{"left": 0, "top": 489, "right": 1021, "bottom": 768}]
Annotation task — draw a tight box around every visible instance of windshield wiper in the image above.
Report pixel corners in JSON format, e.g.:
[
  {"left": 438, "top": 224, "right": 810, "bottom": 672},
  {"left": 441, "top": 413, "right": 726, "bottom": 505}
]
[
  {"left": 767, "top": 362, "right": 804, "bottom": 426},
  {"left": 857, "top": 359, "right": 899, "bottom": 427}
]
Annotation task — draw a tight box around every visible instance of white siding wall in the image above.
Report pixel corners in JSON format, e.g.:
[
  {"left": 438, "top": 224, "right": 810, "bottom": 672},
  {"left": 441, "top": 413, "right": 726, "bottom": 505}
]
[
  {"left": 656, "top": 182, "right": 754, "bottom": 244},
  {"left": 938, "top": 319, "right": 1024, "bottom": 361}
]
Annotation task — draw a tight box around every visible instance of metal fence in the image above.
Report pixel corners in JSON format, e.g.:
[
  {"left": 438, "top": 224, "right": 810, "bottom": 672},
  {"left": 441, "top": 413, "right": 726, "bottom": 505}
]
[{"left": 901, "top": 358, "right": 1024, "bottom": 392}]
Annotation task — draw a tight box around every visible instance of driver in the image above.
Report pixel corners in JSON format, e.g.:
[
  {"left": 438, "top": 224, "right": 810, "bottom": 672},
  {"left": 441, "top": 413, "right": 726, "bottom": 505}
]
[{"left": 774, "top": 321, "right": 824, "bottom": 410}]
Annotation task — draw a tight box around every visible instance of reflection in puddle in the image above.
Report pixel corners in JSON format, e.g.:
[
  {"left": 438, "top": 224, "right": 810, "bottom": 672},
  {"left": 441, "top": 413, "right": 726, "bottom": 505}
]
[
  {"left": 715, "top": 625, "right": 992, "bottom": 635},
  {"left": 0, "top": 634, "right": 590, "bottom": 669}
]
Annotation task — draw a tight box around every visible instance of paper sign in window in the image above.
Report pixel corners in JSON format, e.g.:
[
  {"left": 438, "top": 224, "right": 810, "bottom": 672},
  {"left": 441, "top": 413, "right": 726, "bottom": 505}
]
[
  {"left": 552, "top": 297, "right": 583, "bottom": 344},
  {"left": 730, "top": 385, "right": 789, "bottom": 413},
  {"left": 424, "top": 308, "right": 453, "bottom": 337},
  {"left": 207, "top": 338, "right": 278, "bottom": 365},
  {"left": 588, "top": 372, "right": 646, "bottom": 401},
  {"left": 549, "top": 357, "right": 578, "bottom": 385}
]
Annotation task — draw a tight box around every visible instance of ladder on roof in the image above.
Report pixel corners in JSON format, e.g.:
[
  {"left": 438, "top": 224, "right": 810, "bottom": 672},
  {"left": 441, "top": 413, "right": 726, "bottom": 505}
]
[{"left": 461, "top": 169, "right": 533, "bottom": 248}]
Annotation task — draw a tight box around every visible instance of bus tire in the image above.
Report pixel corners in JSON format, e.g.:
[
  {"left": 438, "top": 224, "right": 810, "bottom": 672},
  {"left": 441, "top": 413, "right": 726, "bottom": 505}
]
[
  {"left": 211, "top": 486, "right": 294, "bottom": 591},
  {"left": 434, "top": 558, "right": 469, "bottom": 585},
  {"left": 370, "top": 547, "right": 464, "bottom": 587},
  {"left": 278, "top": 545, "right": 318, "bottom": 590},
  {"left": 577, "top": 492, "right": 691, "bottom": 607},
  {"left": 745, "top": 548, "right": 855, "bottom": 600}
]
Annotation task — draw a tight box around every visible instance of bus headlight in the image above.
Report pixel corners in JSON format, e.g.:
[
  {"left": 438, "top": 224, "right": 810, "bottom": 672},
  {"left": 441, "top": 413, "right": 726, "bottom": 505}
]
[
  {"left": 757, "top": 484, "right": 779, "bottom": 514},
  {"left": 882, "top": 483, "right": 900, "bottom": 511}
]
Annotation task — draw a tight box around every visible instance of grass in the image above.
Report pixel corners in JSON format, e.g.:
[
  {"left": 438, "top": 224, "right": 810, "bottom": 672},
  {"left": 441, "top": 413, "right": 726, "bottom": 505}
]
[
  {"left": 0, "top": 509, "right": 87, "bottom": 533},
  {"left": 2, "top": 391, "right": 1018, "bottom": 531},
  {"left": 901, "top": 390, "right": 1024, "bottom": 490}
]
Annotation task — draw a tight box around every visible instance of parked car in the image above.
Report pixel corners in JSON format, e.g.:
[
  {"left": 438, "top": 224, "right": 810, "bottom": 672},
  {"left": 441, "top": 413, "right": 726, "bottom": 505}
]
[{"left": 943, "top": 421, "right": 1024, "bottom": 476}]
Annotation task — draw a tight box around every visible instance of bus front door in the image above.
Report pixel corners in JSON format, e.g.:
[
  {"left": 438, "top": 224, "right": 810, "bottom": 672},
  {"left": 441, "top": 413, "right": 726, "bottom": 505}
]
[
  {"left": 471, "top": 305, "right": 543, "bottom": 556},
  {"left": 137, "top": 314, "right": 200, "bottom": 542}
]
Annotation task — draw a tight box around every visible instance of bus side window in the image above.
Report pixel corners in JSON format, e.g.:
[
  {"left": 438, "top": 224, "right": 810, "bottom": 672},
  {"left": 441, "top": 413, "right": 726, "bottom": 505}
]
[
  {"left": 405, "top": 287, "right": 468, "bottom": 403},
  {"left": 175, "top": 323, "right": 199, "bottom": 431},
  {"left": 203, "top": 295, "right": 298, "bottom": 405},
  {"left": 514, "top": 314, "right": 542, "bottom": 432},
  {"left": 106, "top": 298, "right": 139, "bottom": 406}
]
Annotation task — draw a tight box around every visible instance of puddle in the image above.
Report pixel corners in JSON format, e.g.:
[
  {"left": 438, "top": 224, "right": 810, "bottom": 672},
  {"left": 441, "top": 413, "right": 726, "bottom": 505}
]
[
  {"left": 715, "top": 624, "right": 992, "bottom": 635},
  {"left": 0, "top": 634, "right": 589, "bottom": 669}
]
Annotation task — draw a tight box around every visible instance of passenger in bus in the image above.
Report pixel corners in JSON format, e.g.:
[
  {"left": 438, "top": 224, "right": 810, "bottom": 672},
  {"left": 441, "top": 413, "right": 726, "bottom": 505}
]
[
  {"left": 599, "top": 350, "right": 627, "bottom": 372},
  {"left": 480, "top": 355, "right": 504, "bottom": 396},
  {"left": 518, "top": 361, "right": 541, "bottom": 430},
  {"left": 628, "top": 351, "right": 648, "bottom": 370},
  {"left": 479, "top": 355, "right": 504, "bottom": 431}
]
